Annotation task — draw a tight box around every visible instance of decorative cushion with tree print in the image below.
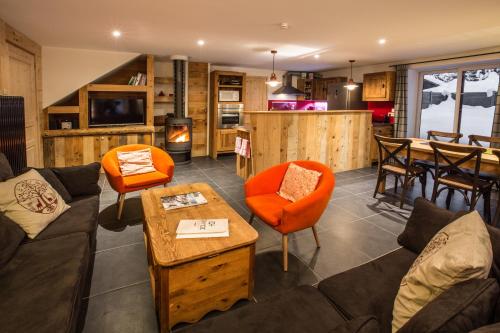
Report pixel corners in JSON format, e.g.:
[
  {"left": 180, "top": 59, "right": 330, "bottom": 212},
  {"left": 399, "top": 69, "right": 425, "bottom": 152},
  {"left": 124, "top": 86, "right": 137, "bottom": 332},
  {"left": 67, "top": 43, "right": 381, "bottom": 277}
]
[{"left": 0, "top": 169, "right": 70, "bottom": 238}]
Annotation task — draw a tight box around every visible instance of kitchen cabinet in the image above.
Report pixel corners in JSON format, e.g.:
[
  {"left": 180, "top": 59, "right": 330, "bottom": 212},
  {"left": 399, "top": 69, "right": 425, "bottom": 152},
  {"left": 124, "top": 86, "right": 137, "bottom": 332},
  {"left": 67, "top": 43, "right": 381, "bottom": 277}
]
[
  {"left": 371, "top": 124, "right": 394, "bottom": 162},
  {"left": 217, "top": 128, "right": 238, "bottom": 152},
  {"left": 362, "top": 71, "right": 396, "bottom": 102},
  {"left": 312, "top": 77, "right": 346, "bottom": 100},
  {"left": 244, "top": 76, "right": 267, "bottom": 111}
]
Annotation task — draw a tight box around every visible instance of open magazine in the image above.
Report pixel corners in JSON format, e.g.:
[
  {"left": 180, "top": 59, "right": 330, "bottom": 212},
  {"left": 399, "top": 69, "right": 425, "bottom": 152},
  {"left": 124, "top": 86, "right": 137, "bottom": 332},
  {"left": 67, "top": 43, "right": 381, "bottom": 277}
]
[{"left": 161, "top": 191, "right": 207, "bottom": 210}]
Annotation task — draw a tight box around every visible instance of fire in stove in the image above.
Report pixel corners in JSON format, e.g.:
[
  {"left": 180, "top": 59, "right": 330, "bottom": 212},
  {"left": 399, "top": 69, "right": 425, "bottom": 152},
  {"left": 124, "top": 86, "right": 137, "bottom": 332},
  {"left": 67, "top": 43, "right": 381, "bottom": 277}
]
[{"left": 168, "top": 125, "right": 191, "bottom": 143}]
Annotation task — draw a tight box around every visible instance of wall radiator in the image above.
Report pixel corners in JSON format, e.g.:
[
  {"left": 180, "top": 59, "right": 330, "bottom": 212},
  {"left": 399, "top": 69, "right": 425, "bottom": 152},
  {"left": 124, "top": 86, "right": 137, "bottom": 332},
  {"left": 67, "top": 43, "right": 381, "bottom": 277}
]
[{"left": 0, "top": 96, "right": 27, "bottom": 175}]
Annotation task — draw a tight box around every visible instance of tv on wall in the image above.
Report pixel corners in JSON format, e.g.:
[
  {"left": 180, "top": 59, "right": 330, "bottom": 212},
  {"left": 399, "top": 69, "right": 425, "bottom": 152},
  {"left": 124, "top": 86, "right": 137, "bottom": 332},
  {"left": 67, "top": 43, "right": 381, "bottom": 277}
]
[{"left": 88, "top": 97, "right": 145, "bottom": 127}]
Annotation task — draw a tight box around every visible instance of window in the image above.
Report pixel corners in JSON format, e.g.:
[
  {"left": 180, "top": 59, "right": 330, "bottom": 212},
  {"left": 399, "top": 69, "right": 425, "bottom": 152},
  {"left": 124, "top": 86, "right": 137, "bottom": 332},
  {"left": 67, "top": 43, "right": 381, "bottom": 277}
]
[{"left": 417, "top": 65, "right": 499, "bottom": 144}]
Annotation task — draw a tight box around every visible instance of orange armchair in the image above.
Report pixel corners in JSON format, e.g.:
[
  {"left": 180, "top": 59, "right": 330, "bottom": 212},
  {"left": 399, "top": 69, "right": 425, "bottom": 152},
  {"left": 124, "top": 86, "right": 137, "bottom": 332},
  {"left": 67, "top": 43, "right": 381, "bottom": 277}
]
[
  {"left": 245, "top": 161, "right": 335, "bottom": 271},
  {"left": 102, "top": 144, "right": 175, "bottom": 219}
]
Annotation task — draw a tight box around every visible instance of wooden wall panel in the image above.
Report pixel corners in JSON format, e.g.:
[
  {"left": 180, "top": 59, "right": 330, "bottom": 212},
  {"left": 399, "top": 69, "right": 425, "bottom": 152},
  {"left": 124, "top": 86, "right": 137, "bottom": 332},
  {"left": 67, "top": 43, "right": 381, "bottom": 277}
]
[
  {"left": 43, "top": 132, "right": 154, "bottom": 167},
  {"left": 244, "top": 111, "right": 372, "bottom": 175},
  {"left": 188, "top": 62, "right": 208, "bottom": 157},
  {"left": 244, "top": 76, "right": 267, "bottom": 111}
]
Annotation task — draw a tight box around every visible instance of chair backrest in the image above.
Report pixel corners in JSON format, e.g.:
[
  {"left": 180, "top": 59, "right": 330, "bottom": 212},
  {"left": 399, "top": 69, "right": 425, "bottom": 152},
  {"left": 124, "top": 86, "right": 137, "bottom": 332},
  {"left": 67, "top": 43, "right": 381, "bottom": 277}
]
[
  {"left": 427, "top": 130, "right": 463, "bottom": 143},
  {"left": 102, "top": 144, "right": 171, "bottom": 173},
  {"left": 374, "top": 135, "right": 412, "bottom": 172},
  {"left": 468, "top": 134, "right": 500, "bottom": 148},
  {"left": 287, "top": 160, "right": 335, "bottom": 196},
  {"left": 429, "top": 141, "right": 485, "bottom": 187}
]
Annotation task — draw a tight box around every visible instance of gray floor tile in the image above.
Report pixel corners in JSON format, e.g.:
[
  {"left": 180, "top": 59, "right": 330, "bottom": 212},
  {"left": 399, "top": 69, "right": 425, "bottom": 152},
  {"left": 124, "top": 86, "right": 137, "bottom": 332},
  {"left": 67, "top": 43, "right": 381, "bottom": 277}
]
[
  {"left": 96, "top": 224, "right": 144, "bottom": 252},
  {"left": 84, "top": 282, "right": 158, "bottom": 333},
  {"left": 90, "top": 243, "right": 149, "bottom": 296},
  {"left": 331, "top": 196, "right": 383, "bottom": 219}
]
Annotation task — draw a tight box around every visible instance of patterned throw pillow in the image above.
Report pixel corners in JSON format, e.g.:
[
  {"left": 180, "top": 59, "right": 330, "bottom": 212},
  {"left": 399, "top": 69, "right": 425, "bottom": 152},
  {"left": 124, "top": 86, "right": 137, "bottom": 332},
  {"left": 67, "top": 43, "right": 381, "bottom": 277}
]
[
  {"left": 277, "top": 163, "right": 322, "bottom": 202},
  {"left": 0, "top": 169, "right": 70, "bottom": 239},
  {"left": 117, "top": 148, "right": 156, "bottom": 176},
  {"left": 392, "top": 211, "right": 493, "bottom": 332}
]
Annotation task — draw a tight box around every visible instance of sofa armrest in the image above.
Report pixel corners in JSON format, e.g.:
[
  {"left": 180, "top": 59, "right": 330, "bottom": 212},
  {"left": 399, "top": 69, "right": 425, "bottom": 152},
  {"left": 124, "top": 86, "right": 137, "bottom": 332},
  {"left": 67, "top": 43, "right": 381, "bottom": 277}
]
[
  {"left": 470, "top": 322, "right": 500, "bottom": 332},
  {"left": 398, "top": 279, "right": 499, "bottom": 333},
  {"left": 244, "top": 162, "right": 289, "bottom": 198},
  {"left": 51, "top": 162, "right": 101, "bottom": 197},
  {"left": 329, "top": 316, "right": 379, "bottom": 333}
]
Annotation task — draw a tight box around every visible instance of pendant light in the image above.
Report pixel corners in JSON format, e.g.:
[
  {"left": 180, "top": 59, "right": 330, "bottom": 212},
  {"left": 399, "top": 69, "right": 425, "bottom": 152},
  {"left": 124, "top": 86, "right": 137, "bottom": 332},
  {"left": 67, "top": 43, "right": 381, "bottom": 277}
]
[
  {"left": 266, "top": 50, "right": 281, "bottom": 87},
  {"left": 344, "top": 60, "right": 358, "bottom": 91}
]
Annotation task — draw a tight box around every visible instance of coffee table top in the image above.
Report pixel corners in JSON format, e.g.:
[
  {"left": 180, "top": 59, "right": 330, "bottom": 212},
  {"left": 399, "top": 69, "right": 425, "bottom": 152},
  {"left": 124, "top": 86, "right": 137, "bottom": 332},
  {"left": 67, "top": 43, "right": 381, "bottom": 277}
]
[{"left": 141, "top": 182, "right": 259, "bottom": 267}]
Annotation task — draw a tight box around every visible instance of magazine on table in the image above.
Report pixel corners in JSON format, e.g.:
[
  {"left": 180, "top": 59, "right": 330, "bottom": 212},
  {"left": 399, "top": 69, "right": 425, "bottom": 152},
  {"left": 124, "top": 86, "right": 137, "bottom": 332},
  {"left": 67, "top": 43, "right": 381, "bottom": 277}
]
[
  {"left": 161, "top": 191, "right": 207, "bottom": 210},
  {"left": 176, "top": 218, "right": 229, "bottom": 239}
]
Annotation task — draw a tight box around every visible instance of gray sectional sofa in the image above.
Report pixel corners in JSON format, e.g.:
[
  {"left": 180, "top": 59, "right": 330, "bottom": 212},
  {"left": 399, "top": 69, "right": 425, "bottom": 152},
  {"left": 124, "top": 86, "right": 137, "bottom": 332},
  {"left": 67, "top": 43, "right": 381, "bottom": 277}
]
[
  {"left": 0, "top": 154, "right": 100, "bottom": 333},
  {"left": 179, "top": 198, "right": 500, "bottom": 333}
]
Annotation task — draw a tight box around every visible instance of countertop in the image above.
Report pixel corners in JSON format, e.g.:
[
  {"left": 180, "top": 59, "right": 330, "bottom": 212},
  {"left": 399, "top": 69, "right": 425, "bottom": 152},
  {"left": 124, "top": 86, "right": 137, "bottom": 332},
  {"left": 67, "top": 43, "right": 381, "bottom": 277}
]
[{"left": 242, "top": 110, "right": 373, "bottom": 114}]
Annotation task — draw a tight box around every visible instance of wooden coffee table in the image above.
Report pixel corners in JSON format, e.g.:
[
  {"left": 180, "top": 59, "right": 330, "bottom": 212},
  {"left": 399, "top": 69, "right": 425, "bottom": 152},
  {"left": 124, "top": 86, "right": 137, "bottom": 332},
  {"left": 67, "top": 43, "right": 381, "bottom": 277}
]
[{"left": 141, "top": 182, "right": 258, "bottom": 332}]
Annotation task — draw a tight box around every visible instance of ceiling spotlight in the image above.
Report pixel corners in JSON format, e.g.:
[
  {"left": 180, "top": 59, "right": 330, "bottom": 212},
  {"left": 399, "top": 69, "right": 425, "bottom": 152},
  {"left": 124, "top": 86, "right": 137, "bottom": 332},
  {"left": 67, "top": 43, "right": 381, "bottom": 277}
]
[
  {"left": 378, "top": 38, "right": 386, "bottom": 45},
  {"left": 197, "top": 40, "right": 205, "bottom": 46},
  {"left": 314, "top": 54, "right": 320, "bottom": 59},
  {"left": 112, "top": 30, "right": 121, "bottom": 38},
  {"left": 280, "top": 22, "right": 289, "bottom": 30}
]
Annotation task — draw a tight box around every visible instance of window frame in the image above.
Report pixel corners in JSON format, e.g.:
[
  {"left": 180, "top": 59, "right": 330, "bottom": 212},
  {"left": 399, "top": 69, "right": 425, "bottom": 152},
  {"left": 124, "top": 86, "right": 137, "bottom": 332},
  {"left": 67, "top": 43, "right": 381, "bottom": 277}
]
[{"left": 415, "top": 63, "right": 500, "bottom": 139}]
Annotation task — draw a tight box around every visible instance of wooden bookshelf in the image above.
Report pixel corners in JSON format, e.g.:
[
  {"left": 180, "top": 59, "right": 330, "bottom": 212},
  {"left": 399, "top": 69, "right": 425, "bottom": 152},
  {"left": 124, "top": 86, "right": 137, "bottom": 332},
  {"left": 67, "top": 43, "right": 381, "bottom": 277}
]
[
  {"left": 47, "top": 106, "right": 80, "bottom": 114},
  {"left": 154, "top": 96, "right": 174, "bottom": 103},
  {"left": 87, "top": 84, "right": 148, "bottom": 92},
  {"left": 154, "top": 77, "right": 173, "bottom": 84}
]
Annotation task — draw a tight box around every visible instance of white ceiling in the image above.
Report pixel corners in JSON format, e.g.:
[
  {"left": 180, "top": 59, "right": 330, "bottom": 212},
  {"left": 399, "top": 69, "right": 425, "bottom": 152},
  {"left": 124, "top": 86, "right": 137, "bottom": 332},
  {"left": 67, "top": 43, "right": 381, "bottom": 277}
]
[{"left": 1, "top": 0, "right": 500, "bottom": 71}]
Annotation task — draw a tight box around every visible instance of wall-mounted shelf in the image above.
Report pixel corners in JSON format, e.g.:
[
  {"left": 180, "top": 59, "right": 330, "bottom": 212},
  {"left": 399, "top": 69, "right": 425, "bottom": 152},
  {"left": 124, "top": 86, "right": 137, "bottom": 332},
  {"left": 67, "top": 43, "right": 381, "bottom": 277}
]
[
  {"left": 155, "top": 96, "right": 174, "bottom": 103},
  {"left": 218, "top": 84, "right": 243, "bottom": 88},
  {"left": 87, "top": 84, "right": 148, "bottom": 92},
  {"left": 47, "top": 106, "right": 80, "bottom": 114},
  {"left": 154, "top": 77, "right": 173, "bottom": 84}
]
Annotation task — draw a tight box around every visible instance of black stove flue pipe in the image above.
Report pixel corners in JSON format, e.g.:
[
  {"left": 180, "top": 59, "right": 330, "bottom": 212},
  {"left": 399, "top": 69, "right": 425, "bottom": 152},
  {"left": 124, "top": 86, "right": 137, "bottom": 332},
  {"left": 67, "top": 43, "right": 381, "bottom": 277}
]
[{"left": 171, "top": 55, "right": 188, "bottom": 119}]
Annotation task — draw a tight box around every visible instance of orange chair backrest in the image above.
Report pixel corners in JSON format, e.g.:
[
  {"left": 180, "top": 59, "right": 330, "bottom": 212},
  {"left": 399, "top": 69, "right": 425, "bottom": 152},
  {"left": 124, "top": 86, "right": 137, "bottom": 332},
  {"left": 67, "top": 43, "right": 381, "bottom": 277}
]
[
  {"left": 102, "top": 144, "right": 169, "bottom": 170},
  {"left": 285, "top": 160, "right": 335, "bottom": 196}
]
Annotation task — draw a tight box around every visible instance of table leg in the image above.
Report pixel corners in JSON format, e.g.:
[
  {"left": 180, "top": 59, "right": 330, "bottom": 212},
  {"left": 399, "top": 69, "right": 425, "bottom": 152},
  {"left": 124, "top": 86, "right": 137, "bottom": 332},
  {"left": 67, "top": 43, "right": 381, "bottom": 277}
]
[{"left": 158, "top": 267, "right": 170, "bottom": 333}]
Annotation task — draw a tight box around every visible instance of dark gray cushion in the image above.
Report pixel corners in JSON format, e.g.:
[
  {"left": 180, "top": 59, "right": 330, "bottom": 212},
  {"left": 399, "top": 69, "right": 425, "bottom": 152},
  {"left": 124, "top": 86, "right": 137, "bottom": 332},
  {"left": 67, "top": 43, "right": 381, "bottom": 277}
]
[
  {"left": 399, "top": 279, "right": 499, "bottom": 333},
  {"left": 33, "top": 168, "right": 73, "bottom": 203},
  {"left": 318, "top": 248, "right": 418, "bottom": 333},
  {"left": 398, "top": 198, "right": 464, "bottom": 254},
  {"left": 0, "top": 214, "right": 25, "bottom": 266},
  {"left": 52, "top": 162, "right": 101, "bottom": 197},
  {"left": 32, "top": 195, "right": 99, "bottom": 242},
  {"left": 330, "top": 316, "right": 379, "bottom": 333},
  {"left": 0, "top": 232, "right": 89, "bottom": 333},
  {"left": 0, "top": 152, "right": 14, "bottom": 181},
  {"left": 176, "top": 286, "right": 347, "bottom": 333}
]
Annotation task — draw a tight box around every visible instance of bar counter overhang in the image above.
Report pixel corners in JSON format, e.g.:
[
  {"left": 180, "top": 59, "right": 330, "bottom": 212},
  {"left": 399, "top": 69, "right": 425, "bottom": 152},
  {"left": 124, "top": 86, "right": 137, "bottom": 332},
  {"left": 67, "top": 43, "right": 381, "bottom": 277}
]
[{"left": 241, "top": 110, "right": 373, "bottom": 175}]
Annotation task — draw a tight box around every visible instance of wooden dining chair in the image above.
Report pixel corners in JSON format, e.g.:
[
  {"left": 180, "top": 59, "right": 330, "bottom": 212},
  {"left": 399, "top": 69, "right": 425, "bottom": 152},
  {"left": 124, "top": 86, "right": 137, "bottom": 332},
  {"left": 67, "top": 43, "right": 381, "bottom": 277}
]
[
  {"left": 373, "top": 135, "right": 427, "bottom": 208},
  {"left": 469, "top": 134, "right": 500, "bottom": 189},
  {"left": 430, "top": 141, "right": 493, "bottom": 223},
  {"left": 492, "top": 150, "right": 500, "bottom": 226},
  {"left": 414, "top": 130, "right": 464, "bottom": 179},
  {"left": 468, "top": 134, "right": 500, "bottom": 147}
]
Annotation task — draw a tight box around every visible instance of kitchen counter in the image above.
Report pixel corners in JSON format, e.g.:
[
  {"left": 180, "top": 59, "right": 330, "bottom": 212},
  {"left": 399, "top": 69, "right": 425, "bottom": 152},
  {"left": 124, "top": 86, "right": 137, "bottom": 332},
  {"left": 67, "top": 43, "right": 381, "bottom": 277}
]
[{"left": 240, "top": 110, "right": 373, "bottom": 176}]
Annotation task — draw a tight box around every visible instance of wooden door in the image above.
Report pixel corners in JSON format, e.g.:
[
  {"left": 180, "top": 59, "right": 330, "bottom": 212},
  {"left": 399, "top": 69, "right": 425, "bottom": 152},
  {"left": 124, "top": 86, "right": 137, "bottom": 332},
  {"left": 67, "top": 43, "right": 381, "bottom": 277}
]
[
  {"left": 244, "top": 76, "right": 267, "bottom": 111},
  {"left": 7, "top": 44, "right": 41, "bottom": 167},
  {"left": 217, "top": 129, "right": 237, "bottom": 152}
]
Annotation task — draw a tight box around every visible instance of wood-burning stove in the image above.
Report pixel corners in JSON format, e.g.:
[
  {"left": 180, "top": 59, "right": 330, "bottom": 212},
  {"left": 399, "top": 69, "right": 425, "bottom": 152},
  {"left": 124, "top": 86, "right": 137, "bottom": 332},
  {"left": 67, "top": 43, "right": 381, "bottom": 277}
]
[
  {"left": 165, "top": 117, "right": 192, "bottom": 164},
  {"left": 165, "top": 55, "right": 192, "bottom": 164}
]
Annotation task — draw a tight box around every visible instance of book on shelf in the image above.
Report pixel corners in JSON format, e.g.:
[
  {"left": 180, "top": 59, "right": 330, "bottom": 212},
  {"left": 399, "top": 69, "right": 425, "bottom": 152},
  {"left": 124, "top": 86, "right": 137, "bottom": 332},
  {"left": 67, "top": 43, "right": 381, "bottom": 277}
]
[
  {"left": 176, "top": 219, "right": 229, "bottom": 239},
  {"left": 128, "top": 72, "right": 147, "bottom": 86},
  {"left": 161, "top": 191, "right": 207, "bottom": 210}
]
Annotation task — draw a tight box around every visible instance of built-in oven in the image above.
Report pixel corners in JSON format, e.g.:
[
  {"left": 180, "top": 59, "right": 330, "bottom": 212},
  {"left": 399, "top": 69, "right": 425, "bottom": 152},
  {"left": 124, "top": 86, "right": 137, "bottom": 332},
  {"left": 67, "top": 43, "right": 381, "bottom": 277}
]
[{"left": 217, "top": 103, "right": 244, "bottom": 128}]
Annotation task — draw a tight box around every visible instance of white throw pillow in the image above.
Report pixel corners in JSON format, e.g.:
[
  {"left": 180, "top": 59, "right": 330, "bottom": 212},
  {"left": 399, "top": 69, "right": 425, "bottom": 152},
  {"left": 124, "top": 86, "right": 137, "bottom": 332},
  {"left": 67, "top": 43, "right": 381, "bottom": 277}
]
[
  {"left": 117, "top": 148, "right": 156, "bottom": 176},
  {"left": 0, "top": 169, "right": 70, "bottom": 238},
  {"left": 392, "top": 211, "right": 493, "bottom": 332}
]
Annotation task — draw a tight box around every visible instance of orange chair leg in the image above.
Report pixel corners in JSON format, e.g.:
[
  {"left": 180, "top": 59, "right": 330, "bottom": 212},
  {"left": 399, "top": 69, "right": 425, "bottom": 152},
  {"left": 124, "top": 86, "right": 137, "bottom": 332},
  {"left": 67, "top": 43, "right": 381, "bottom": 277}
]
[
  {"left": 117, "top": 193, "right": 126, "bottom": 220},
  {"left": 312, "top": 226, "right": 320, "bottom": 248},
  {"left": 282, "top": 234, "right": 288, "bottom": 272}
]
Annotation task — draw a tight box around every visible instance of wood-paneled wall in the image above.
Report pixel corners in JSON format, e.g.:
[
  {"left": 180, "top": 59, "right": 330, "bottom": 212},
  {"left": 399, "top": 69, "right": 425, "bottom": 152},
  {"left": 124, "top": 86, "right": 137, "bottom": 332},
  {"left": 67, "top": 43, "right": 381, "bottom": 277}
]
[
  {"left": 43, "top": 130, "right": 153, "bottom": 167},
  {"left": 188, "top": 62, "right": 208, "bottom": 157},
  {"left": 243, "top": 111, "right": 373, "bottom": 174}
]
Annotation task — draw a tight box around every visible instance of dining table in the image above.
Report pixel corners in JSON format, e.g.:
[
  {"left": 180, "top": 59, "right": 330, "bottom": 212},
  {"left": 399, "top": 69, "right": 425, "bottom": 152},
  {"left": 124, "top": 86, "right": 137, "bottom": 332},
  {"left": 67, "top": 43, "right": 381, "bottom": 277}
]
[{"left": 376, "top": 137, "right": 500, "bottom": 193}]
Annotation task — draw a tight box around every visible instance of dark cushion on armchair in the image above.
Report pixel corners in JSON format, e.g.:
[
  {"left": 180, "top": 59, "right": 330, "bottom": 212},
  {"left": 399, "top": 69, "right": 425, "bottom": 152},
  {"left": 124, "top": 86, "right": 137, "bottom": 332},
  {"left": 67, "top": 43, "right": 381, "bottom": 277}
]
[
  {"left": 33, "top": 168, "right": 73, "bottom": 203},
  {"left": 52, "top": 162, "right": 101, "bottom": 197},
  {"left": 398, "top": 279, "right": 499, "bottom": 333},
  {"left": 318, "top": 247, "right": 417, "bottom": 333}
]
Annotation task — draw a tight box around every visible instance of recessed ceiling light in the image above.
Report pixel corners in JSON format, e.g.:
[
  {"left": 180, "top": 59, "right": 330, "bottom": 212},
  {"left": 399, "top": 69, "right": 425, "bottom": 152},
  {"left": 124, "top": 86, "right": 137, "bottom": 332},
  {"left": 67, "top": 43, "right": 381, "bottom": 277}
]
[
  {"left": 314, "top": 54, "right": 320, "bottom": 59},
  {"left": 197, "top": 40, "right": 205, "bottom": 46},
  {"left": 378, "top": 38, "right": 386, "bottom": 45},
  {"left": 112, "top": 30, "right": 121, "bottom": 38}
]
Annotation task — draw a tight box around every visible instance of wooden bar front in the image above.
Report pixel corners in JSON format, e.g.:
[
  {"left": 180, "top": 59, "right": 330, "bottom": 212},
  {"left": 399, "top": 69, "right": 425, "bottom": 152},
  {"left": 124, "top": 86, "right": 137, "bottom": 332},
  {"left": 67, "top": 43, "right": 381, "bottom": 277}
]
[{"left": 243, "top": 110, "right": 373, "bottom": 174}]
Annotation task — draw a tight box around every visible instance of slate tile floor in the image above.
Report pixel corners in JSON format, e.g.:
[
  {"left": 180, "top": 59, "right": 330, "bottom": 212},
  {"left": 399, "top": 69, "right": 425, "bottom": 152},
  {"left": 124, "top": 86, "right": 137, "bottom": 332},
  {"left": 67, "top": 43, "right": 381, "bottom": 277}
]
[{"left": 84, "top": 155, "right": 498, "bottom": 332}]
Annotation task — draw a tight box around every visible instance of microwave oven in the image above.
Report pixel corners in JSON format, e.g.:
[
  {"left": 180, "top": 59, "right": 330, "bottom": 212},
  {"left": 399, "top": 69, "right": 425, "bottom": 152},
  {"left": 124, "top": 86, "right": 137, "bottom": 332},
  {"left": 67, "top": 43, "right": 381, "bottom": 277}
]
[{"left": 219, "top": 90, "right": 240, "bottom": 102}]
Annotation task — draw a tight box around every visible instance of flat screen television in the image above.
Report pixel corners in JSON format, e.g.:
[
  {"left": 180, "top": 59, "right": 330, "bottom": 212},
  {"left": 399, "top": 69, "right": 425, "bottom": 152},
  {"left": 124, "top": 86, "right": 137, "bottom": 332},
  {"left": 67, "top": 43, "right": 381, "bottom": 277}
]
[{"left": 88, "top": 97, "right": 145, "bottom": 127}]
